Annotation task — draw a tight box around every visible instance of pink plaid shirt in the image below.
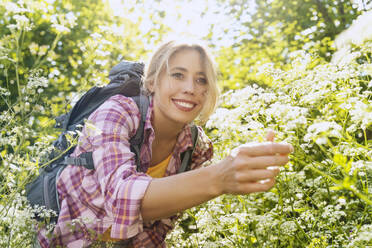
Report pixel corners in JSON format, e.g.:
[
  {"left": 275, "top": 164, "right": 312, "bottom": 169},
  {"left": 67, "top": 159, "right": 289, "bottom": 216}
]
[{"left": 38, "top": 95, "right": 213, "bottom": 247}]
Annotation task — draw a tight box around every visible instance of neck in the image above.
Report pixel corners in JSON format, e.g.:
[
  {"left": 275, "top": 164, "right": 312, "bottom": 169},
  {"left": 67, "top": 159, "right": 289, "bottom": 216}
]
[
  {"left": 153, "top": 117, "right": 184, "bottom": 143},
  {"left": 151, "top": 116, "right": 183, "bottom": 166}
]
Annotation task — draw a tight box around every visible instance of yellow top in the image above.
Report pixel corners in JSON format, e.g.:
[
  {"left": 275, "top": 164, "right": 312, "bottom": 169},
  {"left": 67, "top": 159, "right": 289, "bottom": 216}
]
[
  {"left": 146, "top": 154, "right": 172, "bottom": 178},
  {"left": 99, "top": 154, "right": 171, "bottom": 242}
]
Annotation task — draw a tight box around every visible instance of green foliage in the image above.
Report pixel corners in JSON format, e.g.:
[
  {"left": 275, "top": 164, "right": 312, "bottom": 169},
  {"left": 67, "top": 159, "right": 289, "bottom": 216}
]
[
  {"left": 0, "top": 0, "right": 170, "bottom": 245},
  {"left": 168, "top": 39, "right": 372, "bottom": 247},
  {"left": 213, "top": 0, "right": 363, "bottom": 91}
]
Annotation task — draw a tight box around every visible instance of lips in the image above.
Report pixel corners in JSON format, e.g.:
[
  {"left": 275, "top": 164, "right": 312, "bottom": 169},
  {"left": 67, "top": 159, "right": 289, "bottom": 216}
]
[{"left": 172, "top": 99, "right": 197, "bottom": 112}]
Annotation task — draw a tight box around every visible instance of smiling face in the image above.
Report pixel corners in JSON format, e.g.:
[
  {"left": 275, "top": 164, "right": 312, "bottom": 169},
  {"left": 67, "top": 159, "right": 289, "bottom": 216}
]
[{"left": 149, "top": 48, "right": 209, "bottom": 129}]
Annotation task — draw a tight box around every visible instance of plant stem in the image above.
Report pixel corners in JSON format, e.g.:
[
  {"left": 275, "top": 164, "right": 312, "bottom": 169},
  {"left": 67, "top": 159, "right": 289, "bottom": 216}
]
[
  {"left": 33, "top": 33, "right": 61, "bottom": 70},
  {"left": 15, "top": 49, "right": 22, "bottom": 109},
  {"left": 309, "top": 164, "right": 372, "bottom": 205}
]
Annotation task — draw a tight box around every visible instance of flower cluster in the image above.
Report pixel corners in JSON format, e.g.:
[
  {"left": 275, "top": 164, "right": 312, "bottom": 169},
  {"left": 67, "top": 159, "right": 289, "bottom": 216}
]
[
  {"left": 168, "top": 40, "right": 372, "bottom": 247},
  {"left": 0, "top": 1, "right": 74, "bottom": 245}
]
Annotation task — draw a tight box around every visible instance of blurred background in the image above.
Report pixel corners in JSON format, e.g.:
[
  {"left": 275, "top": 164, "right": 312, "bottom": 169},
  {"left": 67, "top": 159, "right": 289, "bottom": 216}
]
[{"left": 0, "top": 1, "right": 371, "bottom": 247}]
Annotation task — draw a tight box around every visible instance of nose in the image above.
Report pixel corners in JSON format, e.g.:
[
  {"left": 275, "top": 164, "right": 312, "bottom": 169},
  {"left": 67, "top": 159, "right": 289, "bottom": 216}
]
[{"left": 183, "top": 76, "right": 196, "bottom": 94}]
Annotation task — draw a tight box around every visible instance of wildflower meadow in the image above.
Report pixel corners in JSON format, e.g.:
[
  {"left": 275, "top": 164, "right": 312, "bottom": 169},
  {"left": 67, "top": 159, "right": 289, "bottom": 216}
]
[
  {"left": 0, "top": 0, "right": 371, "bottom": 247},
  {"left": 167, "top": 40, "right": 372, "bottom": 247}
]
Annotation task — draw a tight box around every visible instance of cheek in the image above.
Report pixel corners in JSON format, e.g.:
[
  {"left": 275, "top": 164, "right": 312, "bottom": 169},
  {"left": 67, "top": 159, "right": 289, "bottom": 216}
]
[
  {"left": 200, "top": 88, "right": 208, "bottom": 98},
  {"left": 157, "top": 78, "right": 174, "bottom": 93},
  {"left": 200, "top": 92, "right": 208, "bottom": 107}
]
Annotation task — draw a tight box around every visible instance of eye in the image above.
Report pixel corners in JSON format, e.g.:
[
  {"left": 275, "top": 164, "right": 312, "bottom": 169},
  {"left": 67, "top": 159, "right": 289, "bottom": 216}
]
[
  {"left": 196, "top": 77, "right": 207, "bottom": 85},
  {"left": 171, "top": 72, "right": 184, "bottom": 80}
]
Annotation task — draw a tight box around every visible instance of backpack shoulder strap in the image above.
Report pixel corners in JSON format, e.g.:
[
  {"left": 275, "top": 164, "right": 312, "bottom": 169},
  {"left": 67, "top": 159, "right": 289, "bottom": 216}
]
[
  {"left": 64, "top": 95, "right": 149, "bottom": 171},
  {"left": 129, "top": 95, "right": 149, "bottom": 172},
  {"left": 178, "top": 125, "right": 198, "bottom": 173}
]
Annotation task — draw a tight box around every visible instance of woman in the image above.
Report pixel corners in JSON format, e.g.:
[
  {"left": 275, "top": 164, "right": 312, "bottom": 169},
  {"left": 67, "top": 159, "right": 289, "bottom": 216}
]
[{"left": 37, "top": 40, "right": 293, "bottom": 247}]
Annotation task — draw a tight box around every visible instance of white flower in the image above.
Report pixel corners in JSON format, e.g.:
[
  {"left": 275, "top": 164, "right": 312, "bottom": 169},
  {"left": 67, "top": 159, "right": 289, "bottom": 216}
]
[
  {"left": 38, "top": 45, "right": 49, "bottom": 56},
  {"left": 0, "top": 86, "right": 10, "bottom": 96},
  {"left": 28, "top": 42, "right": 38, "bottom": 55},
  {"left": 304, "top": 121, "right": 342, "bottom": 142},
  {"left": 11, "top": 14, "right": 32, "bottom": 31},
  {"left": 348, "top": 224, "right": 372, "bottom": 247},
  {"left": 245, "top": 120, "right": 264, "bottom": 130},
  {"left": 346, "top": 124, "right": 357, "bottom": 133},
  {"left": 349, "top": 160, "right": 372, "bottom": 176},
  {"left": 65, "top": 12, "right": 77, "bottom": 27},
  {"left": 349, "top": 101, "right": 372, "bottom": 130},
  {"left": 296, "top": 193, "right": 303, "bottom": 199},
  {"left": 338, "top": 198, "right": 346, "bottom": 205},
  {"left": 52, "top": 24, "right": 70, "bottom": 33},
  {"left": 315, "top": 137, "right": 328, "bottom": 145},
  {"left": 5, "top": 2, "right": 29, "bottom": 14},
  {"left": 13, "top": 14, "right": 29, "bottom": 24},
  {"left": 280, "top": 221, "right": 297, "bottom": 235}
]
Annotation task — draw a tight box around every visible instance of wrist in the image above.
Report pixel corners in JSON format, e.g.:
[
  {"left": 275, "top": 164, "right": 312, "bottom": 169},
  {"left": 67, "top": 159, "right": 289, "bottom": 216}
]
[{"left": 204, "top": 163, "right": 223, "bottom": 198}]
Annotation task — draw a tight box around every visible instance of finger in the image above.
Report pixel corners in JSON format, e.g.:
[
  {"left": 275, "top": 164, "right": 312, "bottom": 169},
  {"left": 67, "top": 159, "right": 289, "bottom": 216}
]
[
  {"left": 235, "top": 142, "right": 294, "bottom": 157},
  {"left": 266, "top": 129, "right": 275, "bottom": 142},
  {"left": 235, "top": 168, "right": 279, "bottom": 182},
  {"left": 235, "top": 154, "right": 289, "bottom": 169},
  {"left": 235, "top": 178, "right": 276, "bottom": 194}
]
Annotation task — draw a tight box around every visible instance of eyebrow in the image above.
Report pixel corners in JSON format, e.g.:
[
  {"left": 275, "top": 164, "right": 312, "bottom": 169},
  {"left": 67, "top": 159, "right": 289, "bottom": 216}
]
[{"left": 170, "top": 67, "right": 206, "bottom": 76}]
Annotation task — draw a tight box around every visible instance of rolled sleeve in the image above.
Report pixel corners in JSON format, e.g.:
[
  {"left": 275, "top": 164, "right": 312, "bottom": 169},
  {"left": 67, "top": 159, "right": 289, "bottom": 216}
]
[{"left": 87, "top": 95, "right": 152, "bottom": 239}]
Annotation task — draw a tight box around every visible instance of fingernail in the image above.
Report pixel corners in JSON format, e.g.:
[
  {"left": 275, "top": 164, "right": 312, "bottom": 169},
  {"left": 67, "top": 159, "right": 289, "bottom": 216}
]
[{"left": 290, "top": 145, "right": 294, "bottom": 153}]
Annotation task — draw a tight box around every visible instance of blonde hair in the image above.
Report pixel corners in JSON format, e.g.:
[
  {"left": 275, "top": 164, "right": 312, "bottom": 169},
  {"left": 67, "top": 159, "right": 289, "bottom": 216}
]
[{"left": 143, "top": 40, "right": 219, "bottom": 123}]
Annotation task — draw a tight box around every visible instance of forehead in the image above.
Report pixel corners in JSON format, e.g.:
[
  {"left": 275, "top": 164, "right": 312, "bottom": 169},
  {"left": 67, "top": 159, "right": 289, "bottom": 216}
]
[{"left": 168, "top": 48, "right": 205, "bottom": 72}]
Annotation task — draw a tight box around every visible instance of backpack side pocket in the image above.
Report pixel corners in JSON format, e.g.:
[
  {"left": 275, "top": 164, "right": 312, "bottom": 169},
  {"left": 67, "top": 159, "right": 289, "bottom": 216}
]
[{"left": 26, "top": 163, "right": 66, "bottom": 223}]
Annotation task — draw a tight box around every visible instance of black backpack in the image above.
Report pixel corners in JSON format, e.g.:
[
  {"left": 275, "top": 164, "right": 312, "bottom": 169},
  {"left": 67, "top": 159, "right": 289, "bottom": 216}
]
[{"left": 25, "top": 60, "right": 198, "bottom": 223}]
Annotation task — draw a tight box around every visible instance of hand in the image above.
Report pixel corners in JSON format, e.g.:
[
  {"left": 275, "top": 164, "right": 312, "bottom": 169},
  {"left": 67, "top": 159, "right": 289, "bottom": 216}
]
[{"left": 214, "top": 130, "right": 293, "bottom": 195}]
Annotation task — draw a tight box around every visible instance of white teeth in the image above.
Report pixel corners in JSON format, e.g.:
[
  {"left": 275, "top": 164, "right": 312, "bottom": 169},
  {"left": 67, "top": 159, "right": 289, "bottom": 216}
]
[{"left": 175, "top": 101, "right": 194, "bottom": 108}]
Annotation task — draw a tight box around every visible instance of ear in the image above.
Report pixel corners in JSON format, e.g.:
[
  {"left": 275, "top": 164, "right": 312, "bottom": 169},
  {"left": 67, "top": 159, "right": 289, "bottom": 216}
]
[{"left": 147, "top": 80, "right": 155, "bottom": 94}]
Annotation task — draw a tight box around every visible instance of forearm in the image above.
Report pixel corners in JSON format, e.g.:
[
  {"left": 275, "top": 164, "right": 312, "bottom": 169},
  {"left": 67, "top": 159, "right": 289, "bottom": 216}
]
[
  {"left": 141, "top": 164, "right": 220, "bottom": 221},
  {"left": 141, "top": 142, "right": 293, "bottom": 221}
]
